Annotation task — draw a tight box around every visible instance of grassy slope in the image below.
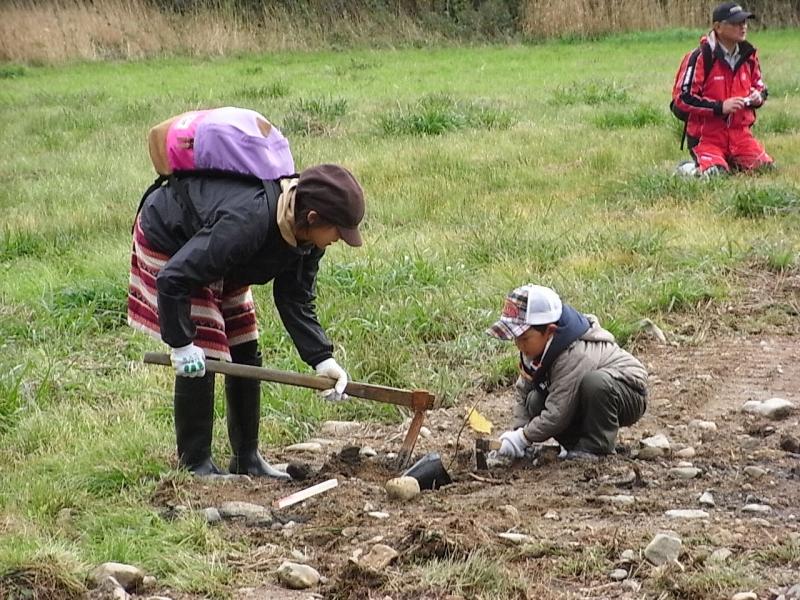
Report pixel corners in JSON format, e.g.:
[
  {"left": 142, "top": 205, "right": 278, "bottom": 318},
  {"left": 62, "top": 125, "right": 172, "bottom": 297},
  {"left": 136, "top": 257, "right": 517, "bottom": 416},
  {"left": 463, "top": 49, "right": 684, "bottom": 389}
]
[{"left": 0, "top": 29, "right": 798, "bottom": 592}]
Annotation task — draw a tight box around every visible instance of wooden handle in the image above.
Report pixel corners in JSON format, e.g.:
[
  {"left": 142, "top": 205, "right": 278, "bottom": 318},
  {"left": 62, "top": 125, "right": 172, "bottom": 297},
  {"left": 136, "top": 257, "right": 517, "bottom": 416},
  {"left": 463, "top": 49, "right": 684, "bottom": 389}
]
[
  {"left": 475, "top": 438, "right": 502, "bottom": 451},
  {"left": 143, "top": 352, "right": 434, "bottom": 410}
]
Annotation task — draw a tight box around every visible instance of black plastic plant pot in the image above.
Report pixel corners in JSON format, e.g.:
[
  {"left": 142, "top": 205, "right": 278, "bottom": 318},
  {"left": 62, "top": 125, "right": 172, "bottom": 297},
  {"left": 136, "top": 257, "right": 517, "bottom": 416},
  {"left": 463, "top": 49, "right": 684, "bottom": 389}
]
[{"left": 403, "top": 452, "right": 452, "bottom": 490}]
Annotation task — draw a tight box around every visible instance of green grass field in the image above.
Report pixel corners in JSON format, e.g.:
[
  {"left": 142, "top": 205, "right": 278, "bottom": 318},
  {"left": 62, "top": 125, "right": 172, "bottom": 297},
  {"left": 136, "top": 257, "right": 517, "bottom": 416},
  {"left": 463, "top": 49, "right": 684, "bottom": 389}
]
[{"left": 1, "top": 29, "right": 799, "bottom": 595}]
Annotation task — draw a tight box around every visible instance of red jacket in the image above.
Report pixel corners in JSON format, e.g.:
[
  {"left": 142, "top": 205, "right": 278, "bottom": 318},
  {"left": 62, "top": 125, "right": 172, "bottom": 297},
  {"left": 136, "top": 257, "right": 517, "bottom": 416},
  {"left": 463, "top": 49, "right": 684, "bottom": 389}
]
[{"left": 673, "top": 33, "right": 767, "bottom": 139}]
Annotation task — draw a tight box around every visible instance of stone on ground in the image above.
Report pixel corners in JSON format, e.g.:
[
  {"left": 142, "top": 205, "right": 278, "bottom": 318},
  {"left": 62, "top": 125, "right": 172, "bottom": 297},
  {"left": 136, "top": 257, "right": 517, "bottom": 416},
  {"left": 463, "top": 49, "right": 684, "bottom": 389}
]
[
  {"left": 644, "top": 533, "right": 682, "bottom": 565},
  {"left": 88, "top": 576, "right": 130, "bottom": 600},
  {"left": 665, "top": 509, "right": 709, "bottom": 520},
  {"left": 218, "top": 501, "right": 271, "bottom": 523},
  {"left": 670, "top": 467, "right": 701, "bottom": 479},
  {"left": 742, "top": 503, "right": 772, "bottom": 513},
  {"left": 385, "top": 476, "right": 420, "bottom": 501},
  {"left": 276, "top": 561, "right": 320, "bottom": 589},
  {"left": 498, "top": 532, "right": 531, "bottom": 544},
  {"left": 709, "top": 548, "right": 733, "bottom": 563},
  {"left": 741, "top": 398, "right": 795, "bottom": 420},
  {"left": 698, "top": 491, "right": 715, "bottom": 507},
  {"left": 285, "top": 442, "right": 324, "bottom": 453},
  {"left": 355, "top": 544, "right": 399, "bottom": 571},
  {"left": 638, "top": 434, "right": 670, "bottom": 459},
  {"left": 689, "top": 419, "right": 717, "bottom": 431},
  {"left": 609, "top": 568, "right": 628, "bottom": 581},
  {"left": 320, "top": 421, "right": 362, "bottom": 436},
  {"left": 743, "top": 466, "right": 767, "bottom": 479},
  {"left": 89, "top": 563, "right": 144, "bottom": 592}
]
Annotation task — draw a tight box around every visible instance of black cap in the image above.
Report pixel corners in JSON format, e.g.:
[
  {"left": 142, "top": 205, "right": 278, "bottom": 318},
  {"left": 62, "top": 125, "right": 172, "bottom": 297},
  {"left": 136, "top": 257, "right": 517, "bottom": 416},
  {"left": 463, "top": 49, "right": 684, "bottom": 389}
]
[
  {"left": 712, "top": 2, "right": 755, "bottom": 23},
  {"left": 296, "top": 164, "right": 365, "bottom": 247}
]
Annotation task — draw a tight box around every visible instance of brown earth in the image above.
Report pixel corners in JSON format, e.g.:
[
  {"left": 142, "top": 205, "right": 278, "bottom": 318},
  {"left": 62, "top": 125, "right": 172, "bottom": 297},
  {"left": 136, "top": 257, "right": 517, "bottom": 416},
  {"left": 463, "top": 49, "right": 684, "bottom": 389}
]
[{"left": 148, "top": 267, "right": 800, "bottom": 600}]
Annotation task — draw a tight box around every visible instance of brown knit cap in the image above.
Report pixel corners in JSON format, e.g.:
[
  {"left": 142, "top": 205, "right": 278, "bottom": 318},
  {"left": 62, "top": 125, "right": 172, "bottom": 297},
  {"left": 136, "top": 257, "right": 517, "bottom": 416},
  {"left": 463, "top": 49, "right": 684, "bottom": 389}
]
[{"left": 296, "top": 164, "right": 365, "bottom": 247}]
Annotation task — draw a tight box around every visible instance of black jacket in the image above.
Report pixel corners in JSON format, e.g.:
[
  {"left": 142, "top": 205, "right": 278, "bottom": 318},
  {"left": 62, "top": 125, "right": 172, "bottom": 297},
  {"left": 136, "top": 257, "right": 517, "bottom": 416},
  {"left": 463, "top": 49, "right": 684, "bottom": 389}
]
[{"left": 138, "top": 175, "right": 333, "bottom": 367}]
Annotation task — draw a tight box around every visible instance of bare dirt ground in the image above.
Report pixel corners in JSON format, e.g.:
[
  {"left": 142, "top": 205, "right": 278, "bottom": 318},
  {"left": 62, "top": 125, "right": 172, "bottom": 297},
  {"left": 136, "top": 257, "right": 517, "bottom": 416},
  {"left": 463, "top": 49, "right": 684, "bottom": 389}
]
[{"left": 149, "top": 267, "right": 800, "bottom": 600}]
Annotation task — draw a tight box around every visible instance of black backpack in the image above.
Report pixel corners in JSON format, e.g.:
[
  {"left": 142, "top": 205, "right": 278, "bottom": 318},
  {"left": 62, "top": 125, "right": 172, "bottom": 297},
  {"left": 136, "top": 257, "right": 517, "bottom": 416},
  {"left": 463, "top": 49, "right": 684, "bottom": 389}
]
[{"left": 669, "top": 44, "right": 714, "bottom": 149}]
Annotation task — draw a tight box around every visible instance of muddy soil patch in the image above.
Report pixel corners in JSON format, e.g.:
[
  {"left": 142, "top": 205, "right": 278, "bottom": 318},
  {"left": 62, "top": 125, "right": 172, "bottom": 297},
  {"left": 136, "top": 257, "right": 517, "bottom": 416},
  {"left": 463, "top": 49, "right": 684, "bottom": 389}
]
[{"left": 145, "top": 266, "right": 800, "bottom": 599}]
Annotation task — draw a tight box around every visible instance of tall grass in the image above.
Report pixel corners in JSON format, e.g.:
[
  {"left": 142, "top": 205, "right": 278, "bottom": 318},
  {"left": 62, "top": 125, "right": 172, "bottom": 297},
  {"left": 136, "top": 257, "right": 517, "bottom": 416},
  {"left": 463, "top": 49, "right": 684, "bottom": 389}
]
[{"left": 2, "top": 0, "right": 799, "bottom": 64}]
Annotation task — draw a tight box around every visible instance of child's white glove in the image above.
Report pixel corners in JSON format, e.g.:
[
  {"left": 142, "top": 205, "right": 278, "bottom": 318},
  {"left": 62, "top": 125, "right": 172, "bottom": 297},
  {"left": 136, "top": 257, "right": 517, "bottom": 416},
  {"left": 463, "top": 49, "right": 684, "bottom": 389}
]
[
  {"left": 314, "top": 358, "right": 349, "bottom": 402},
  {"left": 170, "top": 343, "right": 206, "bottom": 377},
  {"left": 498, "top": 428, "right": 530, "bottom": 458}
]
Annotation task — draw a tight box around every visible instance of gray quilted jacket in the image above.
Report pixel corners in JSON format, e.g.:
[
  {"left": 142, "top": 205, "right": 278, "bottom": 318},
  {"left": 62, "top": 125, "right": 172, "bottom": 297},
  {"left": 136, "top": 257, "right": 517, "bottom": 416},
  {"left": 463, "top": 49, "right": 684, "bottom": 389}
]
[{"left": 514, "top": 315, "right": 648, "bottom": 443}]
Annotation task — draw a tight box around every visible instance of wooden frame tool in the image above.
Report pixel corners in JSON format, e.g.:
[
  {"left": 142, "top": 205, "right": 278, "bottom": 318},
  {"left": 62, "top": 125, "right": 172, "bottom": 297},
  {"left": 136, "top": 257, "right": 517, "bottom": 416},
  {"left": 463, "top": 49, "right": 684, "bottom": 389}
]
[{"left": 143, "top": 352, "right": 435, "bottom": 467}]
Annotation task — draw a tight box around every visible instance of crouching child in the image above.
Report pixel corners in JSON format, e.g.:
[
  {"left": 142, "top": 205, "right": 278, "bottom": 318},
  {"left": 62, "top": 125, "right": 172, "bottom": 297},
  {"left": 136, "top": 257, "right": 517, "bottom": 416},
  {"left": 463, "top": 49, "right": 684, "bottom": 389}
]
[{"left": 487, "top": 284, "right": 648, "bottom": 460}]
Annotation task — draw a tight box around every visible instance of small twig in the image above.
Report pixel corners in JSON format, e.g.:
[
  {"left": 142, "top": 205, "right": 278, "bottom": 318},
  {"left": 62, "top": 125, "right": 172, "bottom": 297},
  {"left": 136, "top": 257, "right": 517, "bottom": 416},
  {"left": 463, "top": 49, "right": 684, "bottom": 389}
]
[
  {"left": 448, "top": 402, "right": 480, "bottom": 471},
  {"left": 467, "top": 472, "right": 503, "bottom": 485}
]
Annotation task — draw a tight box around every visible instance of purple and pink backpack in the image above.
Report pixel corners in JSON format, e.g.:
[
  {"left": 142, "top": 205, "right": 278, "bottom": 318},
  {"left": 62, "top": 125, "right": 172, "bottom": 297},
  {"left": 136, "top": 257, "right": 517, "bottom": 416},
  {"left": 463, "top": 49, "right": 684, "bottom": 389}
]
[{"left": 148, "top": 106, "right": 295, "bottom": 180}]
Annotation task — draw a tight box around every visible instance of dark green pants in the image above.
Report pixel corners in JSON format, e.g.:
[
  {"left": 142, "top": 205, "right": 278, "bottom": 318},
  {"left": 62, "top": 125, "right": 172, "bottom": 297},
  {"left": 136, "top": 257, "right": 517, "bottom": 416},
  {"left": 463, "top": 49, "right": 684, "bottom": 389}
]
[{"left": 519, "top": 371, "right": 646, "bottom": 455}]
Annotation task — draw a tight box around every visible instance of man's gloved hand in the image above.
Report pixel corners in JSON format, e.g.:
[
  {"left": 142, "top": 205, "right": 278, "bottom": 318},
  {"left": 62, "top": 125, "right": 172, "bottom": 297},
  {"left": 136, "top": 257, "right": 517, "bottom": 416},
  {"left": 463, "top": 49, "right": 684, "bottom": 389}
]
[
  {"left": 314, "top": 358, "right": 349, "bottom": 402},
  {"left": 170, "top": 343, "right": 206, "bottom": 377},
  {"left": 498, "top": 428, "right": 531, "bottom": 459},
  {"left": 747, "top": 88, "right": 763, "bottom": 106}
]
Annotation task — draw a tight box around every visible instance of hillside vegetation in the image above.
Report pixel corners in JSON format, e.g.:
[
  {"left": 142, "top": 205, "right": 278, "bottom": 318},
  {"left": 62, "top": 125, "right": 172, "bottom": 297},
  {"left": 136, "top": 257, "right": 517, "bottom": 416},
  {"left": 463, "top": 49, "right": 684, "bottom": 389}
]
[{"left": 1, "top": 0, "right": 799, "bottom": 63}]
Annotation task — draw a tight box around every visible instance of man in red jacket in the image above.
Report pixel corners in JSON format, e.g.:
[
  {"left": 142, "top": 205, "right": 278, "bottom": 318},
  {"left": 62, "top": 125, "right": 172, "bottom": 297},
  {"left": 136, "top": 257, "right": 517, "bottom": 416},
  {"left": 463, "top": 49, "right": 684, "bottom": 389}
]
[{"left": 673, "top": 2, "right": 773, "bottom": 176}]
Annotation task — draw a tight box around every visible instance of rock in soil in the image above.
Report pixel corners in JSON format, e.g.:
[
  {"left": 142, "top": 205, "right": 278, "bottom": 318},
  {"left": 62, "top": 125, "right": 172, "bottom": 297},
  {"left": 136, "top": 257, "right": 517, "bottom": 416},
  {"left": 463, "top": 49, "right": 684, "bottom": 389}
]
[
  {"left": 689, "top": 419, "right": 717, "bottom": 432},
  {"left": 644, "top": 533, "right": 682, "bottom": 565},
  {"left": 339, "top": 445, "right": 362, "bottom": 463},
  {"left": 665, "top": 509, "right": 709, "bottom": 520},
  {"left": 276, "top": 561, "right": 320, "bottom": 589},
  {"left": 595, "top": 494, "right": 636, "bottom": 505},
  {"left": 385, "top": 476, "right": 420, "bottom": 501},
  {"left": 353, "top": 544, "right": 399, "bottom": 572},
  {"left": 202, "top": 507, "right": 221, "bottom": 523},
  {"left": 743, "top": 466, "right": 767, "bottom": 479},
  {"left": 780, "top": 434, "right": 800, "bottom": 454},
  {"left": 286, "top": 462, "right": 312, "bottom": 481},
  {"left": 670, "top": 467, "right": 701, "bottom": 479},
  {"left": 741, "top": 397, "right": 795, "bottom": 420},
  {"left": 619, "top": 549, "right": 636, "bottom": 563},
  {"left": 609, "top": 568, "right": 628, "bottom": 581},
  {"left": 742, "top": 503, "right": 772, "bottom": 513},
  {"left": 709, "top": 547, "right": 733, "bottom": 563},
  {"left": 498, "top": 532, "right": 532, "bottom": 544},
  {"left": 698, "top": 491, "right": 716, "bottom": 507},
  {"left": 88, "top": 576, "right": 130, "bottom": 600},
  {"left": 641, "top": 434, "right": 671, "bottom": 450},
  {"left": 89, "top": 563, "right": 144, "bottom": 592},
  {"left": 285, "top": 442, "right": 324, "bottom": 453},
  {"left": 320, "top": 420, "right": 362, "bottom": 436},
  {"left": 218, "top": 501, "right": 271, "bottom": 523}
]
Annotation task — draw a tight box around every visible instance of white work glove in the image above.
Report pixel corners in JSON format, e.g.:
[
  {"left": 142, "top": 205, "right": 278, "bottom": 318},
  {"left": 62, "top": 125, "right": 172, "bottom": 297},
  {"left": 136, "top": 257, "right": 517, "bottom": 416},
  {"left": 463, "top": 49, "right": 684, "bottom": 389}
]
[
  {"left": 314, "top": 358, "right": 349, "bottom": 402},
  {"left": 170, "top": 343, "right": 206, "bottom": 378},
  {"left": 499, "top": 428, "right": 531, "bottom": 459}
]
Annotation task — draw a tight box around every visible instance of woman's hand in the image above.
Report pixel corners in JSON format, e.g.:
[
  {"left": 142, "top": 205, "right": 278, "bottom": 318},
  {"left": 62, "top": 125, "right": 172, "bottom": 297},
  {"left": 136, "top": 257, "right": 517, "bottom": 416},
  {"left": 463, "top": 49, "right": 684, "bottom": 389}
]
[
  {"left": 315, "top": 358, "right": 349, "bottom": 402},
  {"left": 170, "top": 343, "right": 206, "bottom": 377}
]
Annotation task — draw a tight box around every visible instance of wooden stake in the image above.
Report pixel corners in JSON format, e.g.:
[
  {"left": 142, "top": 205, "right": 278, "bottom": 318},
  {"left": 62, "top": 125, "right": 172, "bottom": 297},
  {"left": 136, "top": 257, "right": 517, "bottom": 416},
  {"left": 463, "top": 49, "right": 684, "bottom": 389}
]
[{"left": 273, "top": 479, "right": 338, "bottom": 509}]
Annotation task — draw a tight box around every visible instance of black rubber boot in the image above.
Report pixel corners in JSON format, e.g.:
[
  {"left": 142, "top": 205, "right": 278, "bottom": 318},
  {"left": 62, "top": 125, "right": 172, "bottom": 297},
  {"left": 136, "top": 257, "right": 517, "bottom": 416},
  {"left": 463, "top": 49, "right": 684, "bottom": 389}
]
[
  {"left": 174, "top": 372, "right": 222, "bottom": 475},
  {"left": 226, "top": 344, "right": 290, "bottom": 480}
]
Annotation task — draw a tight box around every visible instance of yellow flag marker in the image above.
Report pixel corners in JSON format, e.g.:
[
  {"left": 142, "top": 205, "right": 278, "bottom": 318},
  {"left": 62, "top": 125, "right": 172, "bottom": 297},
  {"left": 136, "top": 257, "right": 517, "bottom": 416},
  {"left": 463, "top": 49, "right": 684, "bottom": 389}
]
[{"left": 465, "top": 407, "right": 493, "bottom": 434}]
